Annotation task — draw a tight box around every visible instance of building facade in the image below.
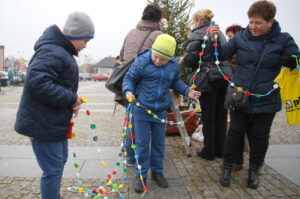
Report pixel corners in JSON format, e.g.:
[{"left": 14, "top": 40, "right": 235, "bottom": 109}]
[{"left": 0, "top": 46, "right": 4, "bottom": 71}]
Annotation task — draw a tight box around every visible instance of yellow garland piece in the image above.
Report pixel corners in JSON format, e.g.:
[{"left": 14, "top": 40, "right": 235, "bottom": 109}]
[
  {"left": 81, "top": 97, "right": 88, "bottom": 103},
  {"left": 101, "top": 161, "right": 107, "bottom": 168}
]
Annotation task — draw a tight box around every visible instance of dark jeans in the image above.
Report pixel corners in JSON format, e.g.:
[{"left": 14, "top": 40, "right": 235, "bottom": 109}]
[
  {"left": 223, "top": 110, "right": 275, "bottom": 167},
  {"left": 199, "top": 79, "right": 228, "bottom": 159}
]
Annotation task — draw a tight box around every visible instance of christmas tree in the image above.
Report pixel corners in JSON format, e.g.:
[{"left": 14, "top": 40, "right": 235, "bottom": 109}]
[{"left": 148, "top": 0, "right": 195, "bottom": 82}]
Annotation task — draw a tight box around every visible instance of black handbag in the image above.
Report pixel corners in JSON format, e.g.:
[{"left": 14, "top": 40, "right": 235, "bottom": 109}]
[
  {"left": 224, "top": 43, "right": 269, "bottom": 109},
  {"left": 224, "top": 86, "right": 249, "bottom": 109},
  {"left": 105, "top": 58, "right": 135, "bottom": 95},
  {"left": 105, "top": 30, "right": 154, "bottom": 95}
]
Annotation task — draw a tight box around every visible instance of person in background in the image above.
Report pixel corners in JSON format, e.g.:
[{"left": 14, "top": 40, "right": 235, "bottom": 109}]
[
  {"left": 210, "top": 0, "right": 300, "bottom": 189},
  {"left": 123, "top": 34, "right": 201, "bottom": 192},
  {"left": 119, "top": 3, "right": 163, "bottom": 167},
  {"left": 8, "top": 67, "right": 14, "bottom": 86},
  {"left": 182, "top": 9, "right": 228, "bottom": 161},
  {"left": 120, "top": 3, "right": 163, "bottom": 63},
  {"left": 225, "top": 24, "right": 243, "bottom": 72},
  {"left": 14, "top": 11, "right": 95, "bottom": 199}
]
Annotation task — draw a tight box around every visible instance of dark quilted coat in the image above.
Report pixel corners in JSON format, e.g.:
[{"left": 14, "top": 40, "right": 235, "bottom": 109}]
[
  {"left": 14, "top": 25, "right": 79, "bottom": 141},
  {"left": 123, "top": 49, "right": 190, "bottom": 113},
  {"left": 218, "top": 20, "right": 300, "bottom": 113}
]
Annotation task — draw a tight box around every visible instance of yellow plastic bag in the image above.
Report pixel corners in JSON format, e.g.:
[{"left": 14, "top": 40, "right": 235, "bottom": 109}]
[{"left": 274, "top": 67, "right": 300, "bottom": 125}]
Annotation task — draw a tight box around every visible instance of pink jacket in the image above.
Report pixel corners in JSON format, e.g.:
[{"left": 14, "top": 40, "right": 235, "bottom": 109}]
[{"left": 120, "top": 20, "right": 163, "bottom": 63}]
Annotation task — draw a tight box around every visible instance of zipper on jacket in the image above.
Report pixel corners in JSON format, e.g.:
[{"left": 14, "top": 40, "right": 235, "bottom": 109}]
[{"left": 156, "top": 67, "right": 164, "bottom": 110}]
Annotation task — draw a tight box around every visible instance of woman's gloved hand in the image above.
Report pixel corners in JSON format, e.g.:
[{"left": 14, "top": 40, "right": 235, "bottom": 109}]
[{"left": 282, "top": 55, "right": 298, "bottom": 70}]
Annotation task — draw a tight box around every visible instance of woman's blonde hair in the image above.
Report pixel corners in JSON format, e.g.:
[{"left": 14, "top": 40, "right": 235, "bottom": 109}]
[{"left": 192, "top": 9, "right": 214, "bottom": 24}]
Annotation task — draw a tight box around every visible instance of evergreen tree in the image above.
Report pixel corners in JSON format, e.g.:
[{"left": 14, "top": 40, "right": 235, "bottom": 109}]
[
  {"left": 148, "top": 0, "right": 194, "bottom": 56},
  {"left": 148, "top": 0, "right": 195, "bottom": 82}
]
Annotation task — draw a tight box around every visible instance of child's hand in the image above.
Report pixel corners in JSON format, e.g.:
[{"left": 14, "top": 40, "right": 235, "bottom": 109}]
[
  {"left": 188, "top": 88, "right": 201, "bottom": 99},
  {"left": 126, "top": 92, "right": 136, "bottom": 101},
  {"left": 72, "top": 105, "right": 81, "bottom": 118},
  {"left": 72, "top": 96, "right": 85, "bottom": 118},
  {"left": 73, "top": 96, "right": 83, "bottom": 107},
  {"left": 179, "top": 56, "right": 184, "bottom": 64}
]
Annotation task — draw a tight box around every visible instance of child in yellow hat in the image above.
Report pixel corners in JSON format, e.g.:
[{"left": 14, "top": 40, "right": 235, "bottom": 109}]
[{"left": 123, "top": 33, "right": 201, "bottom": 193}]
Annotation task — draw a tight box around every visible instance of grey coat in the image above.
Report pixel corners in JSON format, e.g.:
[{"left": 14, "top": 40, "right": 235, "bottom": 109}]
[{"left": 120, "top": 20, "right": 163, "bottom": 63}]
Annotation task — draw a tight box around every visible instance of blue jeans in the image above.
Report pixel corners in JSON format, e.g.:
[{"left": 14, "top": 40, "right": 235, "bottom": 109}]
[
  {"left": 134, "top": 118, "right": 166, "bottom": 178},
  {"left": 126, "top": 126, "right": 135, "bottom": 164},
  {"left": 31, "top": 138, "right": 68, "bottom": 199},
  {"left": 9, "top": 76, "right": 13, "bottom": 86}
]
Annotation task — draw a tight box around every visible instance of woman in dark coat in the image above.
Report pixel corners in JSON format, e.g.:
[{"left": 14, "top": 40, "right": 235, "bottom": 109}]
[
  {"left": 182, "top": 9, "right": 228, "bottom": 161},
  {"left": 211, "top": 0, "right": 300, "bottom": 189}
]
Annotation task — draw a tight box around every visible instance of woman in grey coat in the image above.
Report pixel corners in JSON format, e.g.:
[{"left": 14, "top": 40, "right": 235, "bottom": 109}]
[{"left": 183, "top": 9, "right": 228, "bottom": 161}]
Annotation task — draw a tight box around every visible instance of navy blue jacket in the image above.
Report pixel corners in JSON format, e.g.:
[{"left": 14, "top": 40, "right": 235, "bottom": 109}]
[
  {"left": 218, "top": 20, "right": 300, "bottom": 113},
  {"left": 14, "top": 25, "right": 79, "bottom": 141},
  {"left": 123, "top": 50, "right": 190, "bottom": 113}
]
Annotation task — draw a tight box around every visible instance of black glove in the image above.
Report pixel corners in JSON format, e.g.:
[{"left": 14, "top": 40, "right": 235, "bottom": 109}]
[{"left": 282, "top": 55, "right": 297, "bottom": 70}]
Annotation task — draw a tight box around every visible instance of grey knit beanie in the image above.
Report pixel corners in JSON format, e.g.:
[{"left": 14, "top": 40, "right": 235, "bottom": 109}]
[{"left": 63, "top": 11, "right": 95, "bottom": 40}]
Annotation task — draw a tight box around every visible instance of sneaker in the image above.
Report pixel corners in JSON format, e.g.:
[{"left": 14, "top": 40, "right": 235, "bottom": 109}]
[
  {"left": 151, "top": 172, "right": 168, "bottom": 188},
  {"left": 134, "top": 177, "right": 146, "bottom": 193}
]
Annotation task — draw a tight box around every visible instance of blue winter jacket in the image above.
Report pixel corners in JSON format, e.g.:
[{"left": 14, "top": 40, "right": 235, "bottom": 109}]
[
  {"left": 14, "top": 25, "right": 79, "bottom": 141},
  {"left": 123, "top": 49, "right": 190, "bottom": 113},
  {"left": 218, "top": 20, "right": 300, "bottom": 113}
]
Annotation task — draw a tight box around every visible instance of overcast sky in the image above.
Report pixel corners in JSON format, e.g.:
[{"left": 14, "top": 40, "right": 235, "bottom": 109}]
[{"left": 1, "top": 0, "right": 299, "bottom": 63}]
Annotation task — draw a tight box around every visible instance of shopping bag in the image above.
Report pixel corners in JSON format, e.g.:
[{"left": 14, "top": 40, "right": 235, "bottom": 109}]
[{"left": 274, "top": 67, "right": 300, "bottom": 125}]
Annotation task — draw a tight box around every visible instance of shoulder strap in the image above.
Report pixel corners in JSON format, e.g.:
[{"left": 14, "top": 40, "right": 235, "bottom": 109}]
[
  {"left": 137, "top": 30, "right": 154, "bottom": 54},
  {"left": 250, "top": 42, "right": 270, "bottom": 84}
]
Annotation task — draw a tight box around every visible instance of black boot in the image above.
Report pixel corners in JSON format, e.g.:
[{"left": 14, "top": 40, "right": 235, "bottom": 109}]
[
  {"left": 134, "top": 177, "right": 146, "bottom": 193},
  {"left": 248, "top": 165, "right": 260, "bottom": 189},
  {"left": 219, "top": 164, "right": 232, "bottom": 187},
  {"left": 151, "top": 172, "right": 168, "bottom": 188}
]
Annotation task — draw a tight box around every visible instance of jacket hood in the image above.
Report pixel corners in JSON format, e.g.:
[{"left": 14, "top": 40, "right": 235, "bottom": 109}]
[
  {"left": 188, "top": 21, "right": 211, "bottom": 41},
  {"left": 136, "top": 20, "right": 161, "bottom": 31},
  {"left": 34, "top": 25, "right": 78, "bottom": 56},
  {"left": 244, "top": 20, "right": 281, "bottom": 42}
]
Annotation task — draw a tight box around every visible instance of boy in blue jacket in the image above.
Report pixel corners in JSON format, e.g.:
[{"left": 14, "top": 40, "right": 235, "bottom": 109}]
[
  {"left": 14, "top": 12, "right": 95, "bottom": 199},
  {"left": 123, "top": 34, "right": 201, "bottom": 192}
]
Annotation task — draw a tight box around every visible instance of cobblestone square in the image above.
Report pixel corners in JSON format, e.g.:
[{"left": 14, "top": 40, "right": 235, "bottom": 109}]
[{"left": 0, "top": 82, "right": 299, "bottom": 199}]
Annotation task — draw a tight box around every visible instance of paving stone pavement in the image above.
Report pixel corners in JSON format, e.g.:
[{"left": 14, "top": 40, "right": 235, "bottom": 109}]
[{"left": 0, "top": 82, "right": 299, "bottom": 199}]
